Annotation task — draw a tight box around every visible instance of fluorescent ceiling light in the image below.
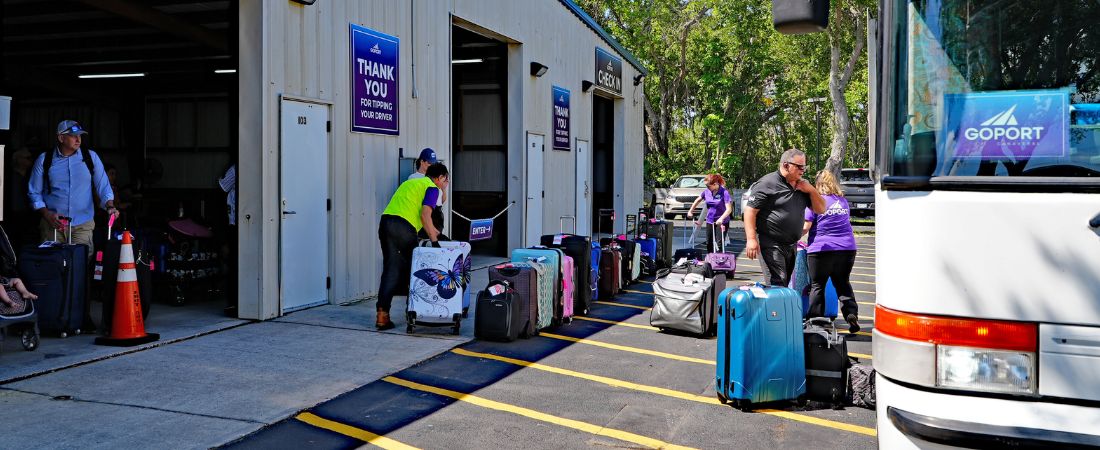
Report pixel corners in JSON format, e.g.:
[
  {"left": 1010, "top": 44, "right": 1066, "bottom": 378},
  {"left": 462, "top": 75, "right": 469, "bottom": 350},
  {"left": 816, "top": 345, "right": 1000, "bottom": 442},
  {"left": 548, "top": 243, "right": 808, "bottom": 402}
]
[
  {"left": 451, "top": 58, "right": 483, "bottom": 64},
  {"left": 214, "top": 69, "right": 237, "bottom": 74},
  {"left": 78, "top": 73, "right": 144, "bottom": 79}
]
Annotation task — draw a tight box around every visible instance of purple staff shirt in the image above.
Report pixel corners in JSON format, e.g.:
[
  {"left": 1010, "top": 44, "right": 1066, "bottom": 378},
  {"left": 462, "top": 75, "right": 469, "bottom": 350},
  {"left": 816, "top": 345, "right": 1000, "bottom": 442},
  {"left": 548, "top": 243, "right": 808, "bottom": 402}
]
[
  {"left": 804, "top": 194, "right": 858, "bottom": 253},
  {"left": 701, "top": 186, "right": 732, "bottom": 225}
]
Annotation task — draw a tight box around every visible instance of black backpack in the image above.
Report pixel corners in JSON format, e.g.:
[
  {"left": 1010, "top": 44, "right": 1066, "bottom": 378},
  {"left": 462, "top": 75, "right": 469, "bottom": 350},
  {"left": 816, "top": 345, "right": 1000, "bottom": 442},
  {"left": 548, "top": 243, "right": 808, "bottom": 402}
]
[{"left": 40, "top": 148, "right": 97, "bottom": 194}]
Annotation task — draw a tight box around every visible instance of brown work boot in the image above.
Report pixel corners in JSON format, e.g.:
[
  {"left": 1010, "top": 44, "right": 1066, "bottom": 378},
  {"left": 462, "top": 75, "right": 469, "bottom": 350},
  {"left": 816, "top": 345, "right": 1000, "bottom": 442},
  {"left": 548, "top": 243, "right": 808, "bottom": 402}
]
[
  {"left": 845, "top": 313, "right": 861, "bottom": 334},
  {"left": 376, "top": 310, "right": 395, "bottom": 331}
]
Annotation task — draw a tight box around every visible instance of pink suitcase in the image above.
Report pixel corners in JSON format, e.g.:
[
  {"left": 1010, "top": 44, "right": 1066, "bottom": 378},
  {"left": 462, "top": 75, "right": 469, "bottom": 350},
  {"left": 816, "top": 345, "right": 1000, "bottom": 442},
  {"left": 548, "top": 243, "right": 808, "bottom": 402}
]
[{"left": 561, "top": 255, "right": 575, "bottom": 321}]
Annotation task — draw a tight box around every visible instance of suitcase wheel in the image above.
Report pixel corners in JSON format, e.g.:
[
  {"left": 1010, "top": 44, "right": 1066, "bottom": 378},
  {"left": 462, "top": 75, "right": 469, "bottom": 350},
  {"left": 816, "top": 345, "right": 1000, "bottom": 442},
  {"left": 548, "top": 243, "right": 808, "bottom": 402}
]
[
  {"left": 59, "top": 331, "right": 69, "bottom": 339},
  {"left": 716, "top": 392, "right": 728, "bottom": 405},
  {"left": 451, "top": 314, "right": 461, "bottom": 335},
  {"left": 732, "top": 399, "right": 752, "bottom": 412},
  {"left": 462, "top": 307, "right": 469, "bottom": 319},
  {"left": 406, "top": 324, "right": 415, "bottom": 334},
  {"left": 21, "top": 329, "right": 40, "bottom": 351},
  {"left": 794, "top": 395, "right": 808, "bottom": 407}
]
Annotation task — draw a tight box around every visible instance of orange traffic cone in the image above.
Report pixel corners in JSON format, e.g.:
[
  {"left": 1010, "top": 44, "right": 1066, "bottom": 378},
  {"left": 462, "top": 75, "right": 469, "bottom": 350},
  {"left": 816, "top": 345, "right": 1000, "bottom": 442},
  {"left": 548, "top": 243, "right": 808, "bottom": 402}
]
[{"left": 95, "top": 231, "right": 159, "bottom": 346}]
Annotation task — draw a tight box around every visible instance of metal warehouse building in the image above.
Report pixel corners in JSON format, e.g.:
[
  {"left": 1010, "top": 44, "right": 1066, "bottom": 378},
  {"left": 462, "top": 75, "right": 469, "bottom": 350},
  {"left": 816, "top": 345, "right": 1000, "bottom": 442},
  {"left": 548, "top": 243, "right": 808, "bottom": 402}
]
[{"left": 0, "top": 0, "right": 646, "bottom": 322}]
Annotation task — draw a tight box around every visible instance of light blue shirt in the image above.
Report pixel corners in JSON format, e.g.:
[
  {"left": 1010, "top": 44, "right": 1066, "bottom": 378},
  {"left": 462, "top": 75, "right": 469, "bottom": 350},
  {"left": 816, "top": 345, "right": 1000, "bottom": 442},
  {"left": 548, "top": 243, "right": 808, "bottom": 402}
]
[{"left": 27, "top": 148, "right": 115, "bottom": 226}]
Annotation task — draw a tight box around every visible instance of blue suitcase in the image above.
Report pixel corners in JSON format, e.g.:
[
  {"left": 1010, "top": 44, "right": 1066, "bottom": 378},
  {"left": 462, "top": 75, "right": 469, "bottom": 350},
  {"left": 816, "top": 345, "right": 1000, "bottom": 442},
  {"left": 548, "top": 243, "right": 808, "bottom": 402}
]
[
  {"left": 511, "top": 247, "right": 566, "bottom": 322},
  {"left": 790, "top": 248, "right": 839, "bottom": 318},
  {"left": 716, "top": 284, "right": 806, "bottom": 410},
  {"left": 803, "top": 278, "right": 839, "bottom": 318}
]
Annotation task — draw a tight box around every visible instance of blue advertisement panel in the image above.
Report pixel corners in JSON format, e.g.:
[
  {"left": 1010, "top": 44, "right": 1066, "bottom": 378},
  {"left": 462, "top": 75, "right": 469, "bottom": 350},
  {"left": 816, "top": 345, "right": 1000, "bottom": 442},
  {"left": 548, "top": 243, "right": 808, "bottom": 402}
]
[
  {"left": 941, "top": 90, "right": 1068, "bottom": 160},
  {"left": 595, "top": 47, "right": 622, "bottom": 95},
  {"left": 552, "top": 86, "right": 570, "bottom": 150},
  {"left": 350, "top": 24, "right": 399, "bottom": 135}
]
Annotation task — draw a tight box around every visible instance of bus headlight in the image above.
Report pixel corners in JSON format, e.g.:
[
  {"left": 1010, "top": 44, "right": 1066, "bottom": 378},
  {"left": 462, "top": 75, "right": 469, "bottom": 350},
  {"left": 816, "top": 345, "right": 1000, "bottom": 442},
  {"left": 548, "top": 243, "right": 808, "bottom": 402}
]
[{"left": 936, "top": 346, "right": 1036, "bottom": 395}]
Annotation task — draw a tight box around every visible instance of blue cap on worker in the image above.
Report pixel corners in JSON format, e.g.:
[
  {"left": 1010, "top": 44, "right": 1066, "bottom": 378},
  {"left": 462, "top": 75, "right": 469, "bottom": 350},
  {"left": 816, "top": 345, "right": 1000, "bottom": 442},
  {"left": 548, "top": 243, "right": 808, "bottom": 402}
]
[
  {"left": 418, "top": 147, "right": 437, "bottom": 164},
  {"left": 57, "top": 120, "right": 88, "bottom": 136}
]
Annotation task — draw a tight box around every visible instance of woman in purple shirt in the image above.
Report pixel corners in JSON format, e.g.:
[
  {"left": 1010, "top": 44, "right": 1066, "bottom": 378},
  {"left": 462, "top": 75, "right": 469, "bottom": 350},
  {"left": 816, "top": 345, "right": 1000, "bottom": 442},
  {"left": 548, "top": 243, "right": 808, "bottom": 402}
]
[
  {"left": 687, "top": 174, "right": 733, "bottom": 253},
  {"left": 802, "top": 170, "right": 861, "bottom": 333}
]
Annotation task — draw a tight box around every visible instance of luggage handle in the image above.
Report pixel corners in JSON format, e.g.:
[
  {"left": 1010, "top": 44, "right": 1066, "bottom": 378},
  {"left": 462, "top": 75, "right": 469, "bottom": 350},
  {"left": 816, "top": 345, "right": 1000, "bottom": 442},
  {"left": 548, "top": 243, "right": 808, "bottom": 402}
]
[
  {"left": 559, "top": 215, "right": 576, "bottom": 234},
  {"left": 805, "top": 316, "right": 839, "bottom": 342},
  {"left": 52, "top": 216, "right": 75, "bottom": 244}
]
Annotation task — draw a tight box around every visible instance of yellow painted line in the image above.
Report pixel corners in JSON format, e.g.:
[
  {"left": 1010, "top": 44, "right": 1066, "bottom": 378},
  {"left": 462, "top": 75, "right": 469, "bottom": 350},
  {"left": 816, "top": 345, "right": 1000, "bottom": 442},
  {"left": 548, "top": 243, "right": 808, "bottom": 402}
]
[
  {"left": 595, "top": 300, "right": 651, "bottom": 311},
  {"left": 543, "top": 331, "right": 871, "bottom": 363},
  {"left": 296, "top": 412, "right": 419, "bottom": 450},
  {"left": 856, "top": 290, "right": 876, "bottom": 296},
  {"left": 756, "top": 410, "right": 877, "bottom": 437},
  {"left": 382, "top": 376, "right": 697, "bottom": 450},
  {"left": 840, "top": 329, "right": 873, "bottom": 337},
  {"left": 573, "top": 316, "right": 661, "bottom": 331},
  {"left": 858, "top": 301, "right": 875, "bottom": 306},
  {"left": 849, "top": 352, "right": 873, "bottom": 360},
  {"left": 452, "top": 348, "right": 707, "bottom": 402},
  {"left": 539, "top": 332, "right": 714, "bottom": 365},
  {"left": 850, "top": 280, "right": 875, "bottom": 286},
  {"left": 452, "top": 349, "right": 875, "bottom": 436},
  {"left": 636, "top": 279, "right": 653, "bottom": 284},
  {"left": 622, "top": 289, "right": 655, "bottom": 295}
]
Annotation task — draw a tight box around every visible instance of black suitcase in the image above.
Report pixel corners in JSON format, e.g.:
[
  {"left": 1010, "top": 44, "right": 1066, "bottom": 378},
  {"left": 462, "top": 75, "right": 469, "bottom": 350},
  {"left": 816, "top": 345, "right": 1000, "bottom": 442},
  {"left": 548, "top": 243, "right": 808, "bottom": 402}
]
[
  {"left": 488, "top": 264, "right": 538, "bottom": 336},
  {"left": 474, "top": 281, "right": 526, "bottom": 342},
  {"left": 637, "top": 220, "right": 674, "bottom": 266},
  {"left": 19, "top": 241, "right": 88, "bottom": 338},
  {"left": 600, "top": 237, "right": 637, "bottom": 287},
  {"left": 803, "top": 317, "right": 850, "bottom": 407},
  {"left": 99, "top": 237, "right": 153, "bottom": 332},
  {"left": 540, "top": 226, "right": 592, "bottom": 315},
  {"left": 673, "top": 223, "right": 703, "bottom": 262}
]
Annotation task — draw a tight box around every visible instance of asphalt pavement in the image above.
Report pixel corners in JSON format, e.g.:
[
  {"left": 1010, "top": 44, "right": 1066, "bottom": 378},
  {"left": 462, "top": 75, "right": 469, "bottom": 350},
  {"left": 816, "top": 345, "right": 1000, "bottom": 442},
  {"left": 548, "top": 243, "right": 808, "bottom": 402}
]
[{"left": 224, "top": 226, "right": 879, "bottom": 450}]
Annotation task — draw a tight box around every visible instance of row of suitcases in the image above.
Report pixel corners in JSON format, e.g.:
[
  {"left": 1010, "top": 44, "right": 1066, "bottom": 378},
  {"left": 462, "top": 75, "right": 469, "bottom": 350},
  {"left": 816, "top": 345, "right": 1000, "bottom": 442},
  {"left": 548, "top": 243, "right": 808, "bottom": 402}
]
[{"left": 475, "top": 217, "right": 660, "bottom": 341}]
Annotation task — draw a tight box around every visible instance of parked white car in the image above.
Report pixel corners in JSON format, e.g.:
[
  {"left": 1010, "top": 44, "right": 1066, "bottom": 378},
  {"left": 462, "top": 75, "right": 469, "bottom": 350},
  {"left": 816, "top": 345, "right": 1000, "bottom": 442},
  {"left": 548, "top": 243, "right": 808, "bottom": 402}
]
[{"left": 662, "top": 175, "right": 708, "bottom": 219}]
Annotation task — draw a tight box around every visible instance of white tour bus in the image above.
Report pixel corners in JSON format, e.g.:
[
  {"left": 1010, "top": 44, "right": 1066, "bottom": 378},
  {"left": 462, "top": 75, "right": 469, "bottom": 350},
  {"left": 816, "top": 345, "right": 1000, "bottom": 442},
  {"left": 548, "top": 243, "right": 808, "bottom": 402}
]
[{"left": 870, "top": 0, "right": 1100, "bottom": 448}]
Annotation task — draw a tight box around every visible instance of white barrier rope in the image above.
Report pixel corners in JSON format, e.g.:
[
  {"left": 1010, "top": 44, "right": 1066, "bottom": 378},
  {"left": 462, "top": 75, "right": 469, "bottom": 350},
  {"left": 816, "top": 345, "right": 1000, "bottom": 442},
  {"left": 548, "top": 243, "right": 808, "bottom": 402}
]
[{"left": 451, "top": 201, "right": 516, "bottom": 223}]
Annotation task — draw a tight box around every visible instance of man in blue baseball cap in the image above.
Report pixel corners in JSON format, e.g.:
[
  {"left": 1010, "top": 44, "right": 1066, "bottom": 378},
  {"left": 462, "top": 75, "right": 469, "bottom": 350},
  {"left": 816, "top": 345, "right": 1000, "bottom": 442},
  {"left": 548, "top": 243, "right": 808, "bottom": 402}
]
[
  {"left": 407, "top": 147, "right": 446, "bottom": 238},
  {"left": 28, "top": 120, "right": 118, "bottom": 253}
]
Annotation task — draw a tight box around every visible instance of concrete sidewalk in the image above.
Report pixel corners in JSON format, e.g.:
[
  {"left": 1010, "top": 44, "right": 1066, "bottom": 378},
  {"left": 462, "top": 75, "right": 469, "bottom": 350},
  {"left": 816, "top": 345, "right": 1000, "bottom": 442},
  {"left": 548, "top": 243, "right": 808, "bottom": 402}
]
[{"left": 0, "top": 259, "right": 502, "bottom": 449}]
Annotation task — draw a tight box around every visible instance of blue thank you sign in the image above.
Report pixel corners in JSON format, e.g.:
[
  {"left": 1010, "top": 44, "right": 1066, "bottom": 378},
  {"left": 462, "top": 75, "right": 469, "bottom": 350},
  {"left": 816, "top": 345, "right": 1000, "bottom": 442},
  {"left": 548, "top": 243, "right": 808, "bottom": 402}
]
[
  {"left": 552, "top": 86, "right": 570, "bottom": 150},
  {"left": 350, "top": 24, "right": 399, "bottom": 135},
  {"left": 469, "top": 219, "right": 494, "bottom": 242},
  {"left": 941, "top": 90, "right": 1068, "bottom": 160}
]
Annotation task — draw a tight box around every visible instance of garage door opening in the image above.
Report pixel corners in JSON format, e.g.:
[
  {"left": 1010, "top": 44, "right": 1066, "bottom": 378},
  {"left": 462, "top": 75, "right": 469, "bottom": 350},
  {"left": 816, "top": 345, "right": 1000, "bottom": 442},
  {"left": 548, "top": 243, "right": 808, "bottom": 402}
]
[
  {"left": 592, "top": 95, "right": 615, "bottom": 235},
  {"left": 0, "top": 0, "right": 239, "bottom": 359},
  {"left": 450, "top": 25, "right": 509, "bottom": 256}
]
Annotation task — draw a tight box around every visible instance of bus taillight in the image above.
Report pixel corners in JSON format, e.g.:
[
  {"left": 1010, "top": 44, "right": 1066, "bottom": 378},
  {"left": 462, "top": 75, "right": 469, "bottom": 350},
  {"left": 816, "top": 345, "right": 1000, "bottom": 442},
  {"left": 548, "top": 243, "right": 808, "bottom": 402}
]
[{"left": 873, "top": 306, "right": 1038, "bottom": 396}]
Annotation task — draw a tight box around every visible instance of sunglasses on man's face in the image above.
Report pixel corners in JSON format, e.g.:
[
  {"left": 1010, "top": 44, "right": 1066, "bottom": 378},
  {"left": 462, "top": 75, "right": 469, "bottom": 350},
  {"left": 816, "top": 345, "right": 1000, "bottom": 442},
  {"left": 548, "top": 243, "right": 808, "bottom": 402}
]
[{"left": 785, "top": 161, "right": 807, "bottom": 171}]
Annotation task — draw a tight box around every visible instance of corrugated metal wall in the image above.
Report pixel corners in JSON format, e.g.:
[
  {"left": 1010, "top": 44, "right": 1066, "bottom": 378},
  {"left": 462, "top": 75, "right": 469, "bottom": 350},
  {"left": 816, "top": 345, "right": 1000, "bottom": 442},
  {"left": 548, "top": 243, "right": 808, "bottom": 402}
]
[{"left": 239, "top": 0, "right": 644, "bottom": 319}]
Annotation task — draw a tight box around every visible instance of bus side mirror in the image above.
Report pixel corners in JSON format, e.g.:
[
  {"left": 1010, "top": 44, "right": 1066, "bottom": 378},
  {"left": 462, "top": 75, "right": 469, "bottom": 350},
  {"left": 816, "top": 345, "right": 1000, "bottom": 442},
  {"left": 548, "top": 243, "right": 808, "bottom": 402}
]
[{"left": 772, "top": 0, "right": 829, "bottom": 34}]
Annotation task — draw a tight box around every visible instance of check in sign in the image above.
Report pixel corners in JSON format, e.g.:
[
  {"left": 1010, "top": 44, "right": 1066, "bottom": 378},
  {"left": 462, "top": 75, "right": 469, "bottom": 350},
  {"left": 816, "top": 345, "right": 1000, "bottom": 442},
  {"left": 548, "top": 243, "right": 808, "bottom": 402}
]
[{"left": 470, "top": 219, "right": 494, "bottom": 242}]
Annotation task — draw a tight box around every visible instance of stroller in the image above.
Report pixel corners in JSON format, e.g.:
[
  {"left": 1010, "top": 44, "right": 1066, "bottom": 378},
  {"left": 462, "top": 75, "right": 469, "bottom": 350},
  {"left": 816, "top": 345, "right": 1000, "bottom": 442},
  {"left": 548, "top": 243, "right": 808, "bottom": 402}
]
[{"left": 0, "top": 227, "right": 39, "bottom": 355}]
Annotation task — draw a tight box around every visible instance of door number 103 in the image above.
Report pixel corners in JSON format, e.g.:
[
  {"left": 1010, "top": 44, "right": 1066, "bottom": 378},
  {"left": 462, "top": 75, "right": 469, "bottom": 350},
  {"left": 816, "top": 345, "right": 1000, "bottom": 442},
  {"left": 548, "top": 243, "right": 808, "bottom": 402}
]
[{"left": 297, "top": 116, "right": 308, "bottom": 125}]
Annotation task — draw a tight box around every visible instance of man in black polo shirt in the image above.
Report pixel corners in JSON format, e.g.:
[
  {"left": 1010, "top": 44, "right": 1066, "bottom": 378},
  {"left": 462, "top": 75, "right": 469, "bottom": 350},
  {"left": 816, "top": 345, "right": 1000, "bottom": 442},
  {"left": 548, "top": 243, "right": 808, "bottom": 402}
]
[{"left": 744, "top": 149, "right": 826, "bottom": 286}]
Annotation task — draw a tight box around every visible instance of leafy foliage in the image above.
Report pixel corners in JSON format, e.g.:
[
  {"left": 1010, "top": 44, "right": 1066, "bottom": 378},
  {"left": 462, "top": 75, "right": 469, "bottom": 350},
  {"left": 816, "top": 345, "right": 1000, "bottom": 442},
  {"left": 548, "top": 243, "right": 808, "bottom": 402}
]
[{"left": 574, "top": 0, "right": 877, "bottom": 188}]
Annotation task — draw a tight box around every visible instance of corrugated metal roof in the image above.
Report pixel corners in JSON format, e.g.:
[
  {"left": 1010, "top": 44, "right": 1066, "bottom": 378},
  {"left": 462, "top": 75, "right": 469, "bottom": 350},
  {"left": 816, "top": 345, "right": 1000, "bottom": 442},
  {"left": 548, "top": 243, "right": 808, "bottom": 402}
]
[{"left": 558, "top": 0, "right": 648, "bottom": 76}]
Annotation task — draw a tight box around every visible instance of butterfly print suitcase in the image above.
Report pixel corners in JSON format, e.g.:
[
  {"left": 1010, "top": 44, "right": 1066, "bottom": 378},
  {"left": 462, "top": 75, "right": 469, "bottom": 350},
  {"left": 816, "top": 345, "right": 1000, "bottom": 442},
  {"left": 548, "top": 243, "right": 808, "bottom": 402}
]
[{"left": 407, "top": 241, "right": 472, "bottom": 335}]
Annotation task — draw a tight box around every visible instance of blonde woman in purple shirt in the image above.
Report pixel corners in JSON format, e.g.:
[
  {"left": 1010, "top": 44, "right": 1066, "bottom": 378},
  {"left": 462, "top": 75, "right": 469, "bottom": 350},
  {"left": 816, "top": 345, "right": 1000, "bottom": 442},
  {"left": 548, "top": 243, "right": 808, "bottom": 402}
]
[{"left": 801, "top": 170, "right": 861, "bottom": 333}]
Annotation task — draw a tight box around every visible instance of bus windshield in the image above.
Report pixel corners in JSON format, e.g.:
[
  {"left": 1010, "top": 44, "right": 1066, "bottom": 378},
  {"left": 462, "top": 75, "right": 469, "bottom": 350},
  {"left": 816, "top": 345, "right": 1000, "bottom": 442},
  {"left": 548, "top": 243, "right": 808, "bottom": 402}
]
[{"left": 889, "top": 0, "right": 1100, "bottom": 179}]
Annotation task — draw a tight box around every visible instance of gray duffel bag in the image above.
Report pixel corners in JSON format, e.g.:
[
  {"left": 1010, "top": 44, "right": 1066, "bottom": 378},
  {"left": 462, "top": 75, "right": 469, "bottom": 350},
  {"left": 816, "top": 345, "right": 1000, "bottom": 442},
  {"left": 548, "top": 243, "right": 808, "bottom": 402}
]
[{"left": 650, "top": 271, "right": 714, "bottom": 335}]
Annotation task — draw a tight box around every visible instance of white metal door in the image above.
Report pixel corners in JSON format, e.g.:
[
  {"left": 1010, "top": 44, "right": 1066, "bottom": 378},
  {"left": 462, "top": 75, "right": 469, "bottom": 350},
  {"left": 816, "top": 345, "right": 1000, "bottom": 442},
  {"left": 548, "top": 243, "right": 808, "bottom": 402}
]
[
  {"left": 525, "top": 133, "right": 544, "bottom": 246},
  {"left": 574, "top": 139, "right": 590, "bottom": 236},
  {"left": 279, "top": 99, "right": 329, "bottom": 313}
]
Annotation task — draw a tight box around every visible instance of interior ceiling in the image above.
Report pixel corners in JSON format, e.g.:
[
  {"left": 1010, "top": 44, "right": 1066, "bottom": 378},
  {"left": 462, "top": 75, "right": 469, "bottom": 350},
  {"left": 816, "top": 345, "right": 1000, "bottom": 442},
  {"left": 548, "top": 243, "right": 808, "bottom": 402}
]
[{"left": 1, "top": 0, "right": 233, "bottom": 99}]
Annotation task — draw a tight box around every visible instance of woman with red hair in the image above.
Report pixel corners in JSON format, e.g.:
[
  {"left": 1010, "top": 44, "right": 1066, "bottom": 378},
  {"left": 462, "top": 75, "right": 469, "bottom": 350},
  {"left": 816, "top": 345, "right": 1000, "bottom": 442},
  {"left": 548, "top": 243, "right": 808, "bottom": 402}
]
[{"left": 687, "top": 174, "right": 733, "bottom": 254}]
